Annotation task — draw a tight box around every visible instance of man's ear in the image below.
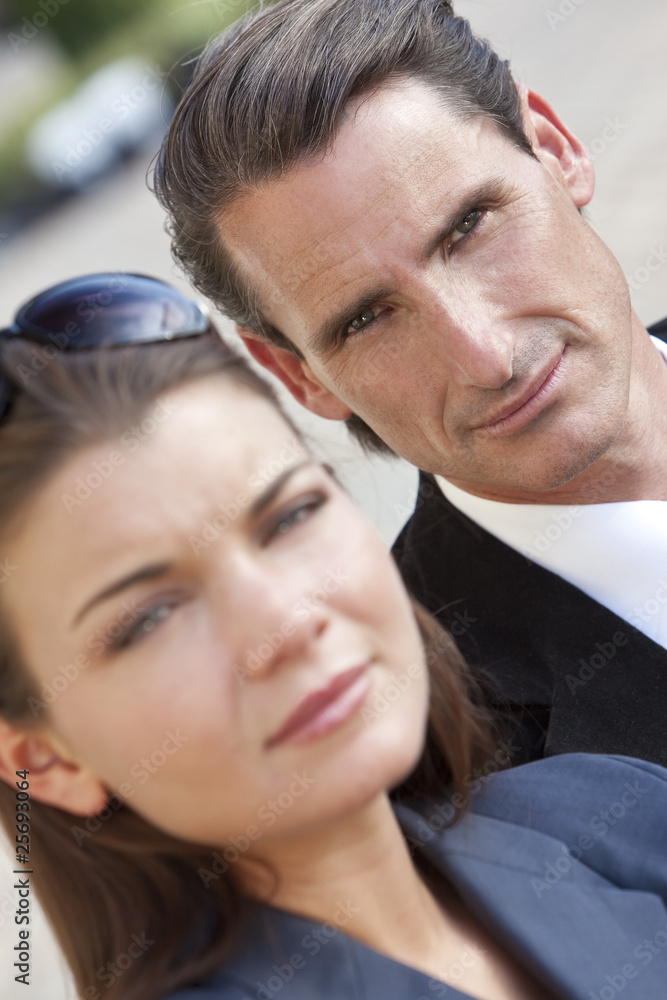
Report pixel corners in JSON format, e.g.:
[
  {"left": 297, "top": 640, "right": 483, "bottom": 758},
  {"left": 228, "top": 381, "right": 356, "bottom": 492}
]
[
  {"left": 0, "top": 719, "right": 107, "bottom": 816},
  {"left": 517, "top": 84, "right": 595, "bottom": 208},
  {"left": 238, "top": 327, "right": 352, "bottom": 420}
]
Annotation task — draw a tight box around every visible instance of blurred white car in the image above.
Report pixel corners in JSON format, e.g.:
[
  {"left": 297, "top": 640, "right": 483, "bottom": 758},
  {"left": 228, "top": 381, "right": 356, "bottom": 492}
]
[{"left": 27, "top": 56, "right": 173, "bottom": 188}]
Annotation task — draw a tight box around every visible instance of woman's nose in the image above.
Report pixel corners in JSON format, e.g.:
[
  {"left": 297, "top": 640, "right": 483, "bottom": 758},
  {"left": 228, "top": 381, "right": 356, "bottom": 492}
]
[
  {"left": 237, "top": 609, "right": 329, "bottom": 683},
  {"left": 214, "top": 551, "right": 332, "bottom": 683}
]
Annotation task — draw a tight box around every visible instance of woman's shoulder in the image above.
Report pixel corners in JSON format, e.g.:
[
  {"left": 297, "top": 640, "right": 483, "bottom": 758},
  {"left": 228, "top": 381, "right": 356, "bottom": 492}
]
[
  {"left": 468, "top": 752, "right": 667, "bottom": 819},
  {"left": 396, "top": 754, "right": 667, "bottom": 893},
  {"left": 450, "top": 752, "right": 667, "bottom": 894},
  {"left": 401, "top": 753, "right": 667, "bottom": 836}
]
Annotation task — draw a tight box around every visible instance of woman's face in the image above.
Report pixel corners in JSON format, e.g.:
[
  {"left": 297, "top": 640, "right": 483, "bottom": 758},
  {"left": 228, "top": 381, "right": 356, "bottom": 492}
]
[{"left": 4, "top": 377, "right": 428, "bottom": 846}]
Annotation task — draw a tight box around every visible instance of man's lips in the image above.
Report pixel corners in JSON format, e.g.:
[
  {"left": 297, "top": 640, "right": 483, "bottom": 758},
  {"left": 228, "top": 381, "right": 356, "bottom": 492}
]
[
  {"left": 266, "top": 663, "right": 371, "bottom": 749},
  {"left": 474, "top": 351, "right": 565, "bottom": 433}
]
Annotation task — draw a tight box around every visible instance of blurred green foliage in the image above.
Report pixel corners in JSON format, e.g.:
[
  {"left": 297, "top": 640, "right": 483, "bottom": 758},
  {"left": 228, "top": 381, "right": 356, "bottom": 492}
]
[
  {"left": 1, "top": 0, "right": 255, "bottom": 215},
  {"left": 7, "top": 0, "right": 157, "bottom": 59}
]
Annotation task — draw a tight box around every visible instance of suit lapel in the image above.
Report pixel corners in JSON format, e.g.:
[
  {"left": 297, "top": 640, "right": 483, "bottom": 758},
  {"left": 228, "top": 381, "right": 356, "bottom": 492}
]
[
  {"left": 221, "top": 804, "right": 667, "bottom": 1000},
  {"left": 397, "top": 803, "right": 667, "bottom": 1000},
  {"left": 219, "top": 900, "right": 476, "bottom": 1000},
  {"left": 647, "top": 316, "right": 667, "bottom": 344},
  {"left": 392, "top": 472, "right": 667, "bottom": 766}
]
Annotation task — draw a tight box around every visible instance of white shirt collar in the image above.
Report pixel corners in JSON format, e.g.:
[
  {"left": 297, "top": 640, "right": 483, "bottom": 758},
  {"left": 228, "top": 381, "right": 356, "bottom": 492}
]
[{"left": 435, "top": 335, "right": 667, "bottom": 649}]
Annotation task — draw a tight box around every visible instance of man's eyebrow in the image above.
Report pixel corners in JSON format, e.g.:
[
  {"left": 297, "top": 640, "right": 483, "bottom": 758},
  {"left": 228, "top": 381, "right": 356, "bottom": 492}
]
[
  {"left": 309, "top": 285, "right": 394, "bottom": 357},
  {"left": 419, "top": 178, "right": 511, "bottom": 263},
  {"left": 307, "top": 178, "right": 512, "bottom": 357}
]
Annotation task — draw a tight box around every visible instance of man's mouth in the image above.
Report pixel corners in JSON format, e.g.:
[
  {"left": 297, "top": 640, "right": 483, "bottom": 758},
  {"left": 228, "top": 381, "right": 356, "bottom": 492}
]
[{"left": 474, "top": 350, "right": 566, "bottom": 435}]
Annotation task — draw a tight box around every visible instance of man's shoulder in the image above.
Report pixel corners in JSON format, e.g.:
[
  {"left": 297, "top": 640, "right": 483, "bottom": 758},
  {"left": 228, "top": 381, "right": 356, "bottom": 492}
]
[
  {"left": 391, "top": 472, "right": 480, "bottom": 562},
  {"left": 648, "top": 315, "right": 667, "bottom": 343},
  {"left": 390, "top": 470, "right": 532, "bottom": 608}
]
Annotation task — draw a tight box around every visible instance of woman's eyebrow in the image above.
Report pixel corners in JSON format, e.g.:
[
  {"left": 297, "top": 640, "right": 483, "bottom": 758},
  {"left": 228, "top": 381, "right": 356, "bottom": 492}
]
[
  {"left": 71, "top": 563, "right": 171, "bottom": 630},
  {"left": 248, "top": 460, "right": 313, "bottom": 517},
  {"left": 70, "top": 461, "right": 314, "bottom": 630}
]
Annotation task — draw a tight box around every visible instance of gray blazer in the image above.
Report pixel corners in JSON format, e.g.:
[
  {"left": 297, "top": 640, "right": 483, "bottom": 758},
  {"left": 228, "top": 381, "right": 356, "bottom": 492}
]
[{"left": 166, "top": 754, "right": 667, "bottom": 999}]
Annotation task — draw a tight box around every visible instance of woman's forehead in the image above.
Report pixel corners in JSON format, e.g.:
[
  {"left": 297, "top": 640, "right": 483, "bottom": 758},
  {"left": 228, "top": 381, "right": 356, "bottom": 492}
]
[{"left": 3, "top": 381, "right": 307, "bottom": 638}]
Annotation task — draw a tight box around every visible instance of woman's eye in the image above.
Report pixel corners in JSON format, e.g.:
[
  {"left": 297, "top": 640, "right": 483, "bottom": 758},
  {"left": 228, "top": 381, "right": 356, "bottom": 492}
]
[
  {"left": 269, "top": 494, "right": 326, "bottom": 540},
  {"left": 450, "top": 209, "right": 482, "bottom": 246},
  {"left": 108, "top": 602, "right": 174, "bottom": 652},
  {"left": 346, "top": 307, "right": 378, "bottom": 335}
]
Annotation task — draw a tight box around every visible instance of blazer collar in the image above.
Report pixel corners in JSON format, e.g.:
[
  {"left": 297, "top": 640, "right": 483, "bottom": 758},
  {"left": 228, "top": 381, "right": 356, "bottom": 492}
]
[
  {"left": 398, "top": 471, "right": 667, "bottom": 766},
  {"left": 217, "top": 802, "right": 666, "bottom": 1000},
  {"left": 397, "top": 801, "right": 667, "bottom": 1000}
]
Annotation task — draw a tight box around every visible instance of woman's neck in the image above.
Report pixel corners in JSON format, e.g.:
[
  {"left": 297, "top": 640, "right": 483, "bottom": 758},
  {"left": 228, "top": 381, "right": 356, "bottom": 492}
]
[
  {"left": 236, "top": 793, "right": 450, "bottom": 971},
  {"left": 234, "top": 795, "right": 558, "bottom": 1000}
]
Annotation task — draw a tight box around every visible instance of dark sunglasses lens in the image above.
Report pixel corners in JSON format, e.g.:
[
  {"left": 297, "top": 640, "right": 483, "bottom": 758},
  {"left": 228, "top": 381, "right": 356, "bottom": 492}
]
[
  {"left": 18, "top": 274, "right": 208, "bottom": 348},
  {"left": 0, "top": 372, "right": 11, "bottom": 422}
]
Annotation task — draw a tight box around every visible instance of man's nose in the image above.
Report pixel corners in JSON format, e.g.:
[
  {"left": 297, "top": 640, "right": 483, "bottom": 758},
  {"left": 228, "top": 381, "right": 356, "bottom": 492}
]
[{"left": 426, "top": 290, "right": 516, "bottom": 389}]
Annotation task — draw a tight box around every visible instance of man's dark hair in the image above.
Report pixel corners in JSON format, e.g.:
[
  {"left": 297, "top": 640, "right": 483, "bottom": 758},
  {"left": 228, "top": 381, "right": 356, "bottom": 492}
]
[{"left": 154, "top": 0, "right": 535, "bottom": 453}]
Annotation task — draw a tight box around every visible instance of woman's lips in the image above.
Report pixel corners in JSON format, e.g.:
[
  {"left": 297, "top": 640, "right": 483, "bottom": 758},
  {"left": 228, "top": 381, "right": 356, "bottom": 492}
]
[{"left": 266, "top": 663, "right": 371, "bottom": 749}]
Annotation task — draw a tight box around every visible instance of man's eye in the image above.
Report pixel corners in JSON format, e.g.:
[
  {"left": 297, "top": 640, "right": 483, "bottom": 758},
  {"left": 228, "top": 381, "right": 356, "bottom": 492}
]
[
  {"left": 346, "top": 307, "right": 377, "bottom": 335},
  {"left": 450, "top": 210, "right": 482, "bottom": 245}
]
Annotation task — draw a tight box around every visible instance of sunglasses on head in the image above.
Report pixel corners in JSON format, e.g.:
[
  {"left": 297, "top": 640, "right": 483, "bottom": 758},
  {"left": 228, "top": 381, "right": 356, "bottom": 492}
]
[{"left": 0, "top": 273, "right": 211, "bottom": 421}]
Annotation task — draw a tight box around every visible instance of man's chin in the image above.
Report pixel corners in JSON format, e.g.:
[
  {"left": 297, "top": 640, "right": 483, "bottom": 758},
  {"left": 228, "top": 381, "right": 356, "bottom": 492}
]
[{"left": 441, "top": 436, "right": 621, "bottom": 502}]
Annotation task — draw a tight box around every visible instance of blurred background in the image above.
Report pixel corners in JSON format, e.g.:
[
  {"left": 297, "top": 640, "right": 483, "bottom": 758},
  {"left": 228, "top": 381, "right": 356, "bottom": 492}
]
[{"left": 0, "top": 0, "right": 666, "bottom": 995}]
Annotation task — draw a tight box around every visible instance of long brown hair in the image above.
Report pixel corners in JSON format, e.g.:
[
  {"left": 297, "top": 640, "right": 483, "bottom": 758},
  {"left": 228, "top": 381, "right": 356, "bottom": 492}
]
[{"left": 0, "top": 332, "right": 494, "bottom": 999}]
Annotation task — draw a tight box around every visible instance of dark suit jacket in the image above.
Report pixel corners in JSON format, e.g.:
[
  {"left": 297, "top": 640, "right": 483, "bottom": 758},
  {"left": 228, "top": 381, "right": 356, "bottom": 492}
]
[
  {"left": 392, "top": 319, "right": 667, "bottom": 767},
  {"left": 165, "top": 755, "right": 667, "bottom": 999}
]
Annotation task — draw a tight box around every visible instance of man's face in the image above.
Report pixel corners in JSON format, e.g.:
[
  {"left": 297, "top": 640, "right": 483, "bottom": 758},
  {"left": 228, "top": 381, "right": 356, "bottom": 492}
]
[{"left": 223, "top": 78, "right": 633, "bottom": 498}]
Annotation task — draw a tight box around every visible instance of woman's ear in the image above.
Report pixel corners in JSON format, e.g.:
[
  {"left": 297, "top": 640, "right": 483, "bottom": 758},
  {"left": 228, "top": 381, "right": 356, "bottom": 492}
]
[
  {"left": 517, "top": 84, "right": 595, "bottom": 208},
  {"left": 0, "top": 719, "right": 107, "bottom": 816}
]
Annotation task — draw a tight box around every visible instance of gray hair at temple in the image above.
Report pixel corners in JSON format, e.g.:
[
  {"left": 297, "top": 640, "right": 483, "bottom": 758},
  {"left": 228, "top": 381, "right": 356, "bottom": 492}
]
[{"left": 153, "top": 0, "right": 535, "bottom": 453}]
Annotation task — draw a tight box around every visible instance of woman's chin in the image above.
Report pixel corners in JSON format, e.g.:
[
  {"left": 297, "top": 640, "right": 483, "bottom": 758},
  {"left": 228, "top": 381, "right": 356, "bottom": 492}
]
[{"left": 308, "top": 724, "right": 427, "bottom": 825}]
